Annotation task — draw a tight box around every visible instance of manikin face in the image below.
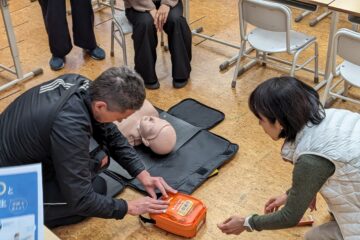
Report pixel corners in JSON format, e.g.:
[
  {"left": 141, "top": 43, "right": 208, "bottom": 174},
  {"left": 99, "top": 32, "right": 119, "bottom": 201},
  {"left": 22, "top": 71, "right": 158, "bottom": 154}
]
[
  {"left": 91, "top": 101, "right": 135, "bottom": 123},
  {"left": 139, "top": 116, "right": 176, "bottom": 155},
  {"left": 139, "top": 116, "right": 167, "bottom": 133},
  {"left": 258, "top": 114, "right": 283, "bottom": 141}
]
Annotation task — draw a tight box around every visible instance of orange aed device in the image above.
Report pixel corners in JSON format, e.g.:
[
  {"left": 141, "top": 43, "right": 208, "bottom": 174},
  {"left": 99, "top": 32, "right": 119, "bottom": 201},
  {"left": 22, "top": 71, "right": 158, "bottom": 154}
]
[{"left": 143, "top": 192, "right": 207, "bottom": 238}]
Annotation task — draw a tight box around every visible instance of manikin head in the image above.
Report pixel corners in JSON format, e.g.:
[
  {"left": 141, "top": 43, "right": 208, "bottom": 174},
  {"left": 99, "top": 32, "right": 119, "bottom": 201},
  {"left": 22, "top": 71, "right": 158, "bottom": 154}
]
[
  {"left": 138, "top": 116, "right": 177, "bottom": 155},
  {"left": 115, "top": 99, "right": 159, "bottom": 146}
]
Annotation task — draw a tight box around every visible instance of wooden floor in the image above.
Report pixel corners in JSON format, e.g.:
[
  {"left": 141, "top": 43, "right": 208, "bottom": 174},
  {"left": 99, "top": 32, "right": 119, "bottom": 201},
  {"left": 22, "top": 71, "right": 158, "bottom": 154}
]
[{"left": 1, "top": 1, "right": 359, "bottom": 239}]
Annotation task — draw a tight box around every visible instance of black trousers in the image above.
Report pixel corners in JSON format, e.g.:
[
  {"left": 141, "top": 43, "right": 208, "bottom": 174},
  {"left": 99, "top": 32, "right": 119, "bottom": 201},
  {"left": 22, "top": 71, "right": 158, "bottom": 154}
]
[
  {"left": 125, "top": 1, "right": 192, "bottom": 84},
  {"left": 44, "top": 176, "right": 106, "bottom": 228},
  {"left": 38, "top": 0, "right": 97, "bottom": 58}
]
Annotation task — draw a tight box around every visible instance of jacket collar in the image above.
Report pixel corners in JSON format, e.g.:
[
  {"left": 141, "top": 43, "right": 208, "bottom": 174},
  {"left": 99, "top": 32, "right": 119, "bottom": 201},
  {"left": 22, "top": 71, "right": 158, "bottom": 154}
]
[{"left": 281, "top": 126, "right": 306, "bottom": 162}]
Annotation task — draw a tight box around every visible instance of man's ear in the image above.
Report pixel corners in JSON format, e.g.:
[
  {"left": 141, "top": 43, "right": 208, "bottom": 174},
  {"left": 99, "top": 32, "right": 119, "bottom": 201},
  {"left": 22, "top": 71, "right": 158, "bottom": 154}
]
[{"left": 93, "top": 101, "right": 108, "bottom": 112}]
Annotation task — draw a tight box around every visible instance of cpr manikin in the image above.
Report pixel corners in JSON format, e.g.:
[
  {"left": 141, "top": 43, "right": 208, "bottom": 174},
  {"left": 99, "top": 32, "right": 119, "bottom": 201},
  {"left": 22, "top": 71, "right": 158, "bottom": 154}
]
[{"left": 115, "top": 100, "right": 176, "bottom": 155}]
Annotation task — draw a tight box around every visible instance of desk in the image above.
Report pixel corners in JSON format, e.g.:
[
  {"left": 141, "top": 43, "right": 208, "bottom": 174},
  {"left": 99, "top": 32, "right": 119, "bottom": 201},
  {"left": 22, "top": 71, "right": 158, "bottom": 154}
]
[
  {"left": 329, "top": 0, "right": 360, "bottom": 16},
  {"left": 0, "top": 0, "right": 42, "bottom": 92},
  {"left": 301, "top": 0, "right": 334, "bottom": 7},
  {"left": 45, "top": 227, "right": 61, "bottom": 240}
]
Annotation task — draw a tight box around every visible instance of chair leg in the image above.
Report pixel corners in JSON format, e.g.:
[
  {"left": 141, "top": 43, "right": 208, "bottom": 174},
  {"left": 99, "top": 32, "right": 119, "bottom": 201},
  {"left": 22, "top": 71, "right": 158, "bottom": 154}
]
[
  {"left": 262, "top": 51, "right": 267, "bottom": 67},
  {"left": 321, "top": 74, "right": 334, "bottom": 106},
  {"left": 231, "top": 40, "right": 246, "bottom": 88},
  {"left": 343, "top": 79, "right": 349, "bottom": 98},
  {"left": 290, "top": 55, "right": 297, "bottom": 77},
  {"left": 256, "top": 50, "right": 260, "bottom": 65},
  {"left": 110, "top": 22, "right": 115, "bottom": 57},
  {"left": 314, "top": 42, "right": 319, "bottom": 83},
  {"left": 351, "top": 23, "right": 358, "bottom": 32},
  {"left": 122, "top": 34, "right": 128, "bottom": 66},
  {"left": 160, "top": 31, "right": 168, "bottom": 51}
]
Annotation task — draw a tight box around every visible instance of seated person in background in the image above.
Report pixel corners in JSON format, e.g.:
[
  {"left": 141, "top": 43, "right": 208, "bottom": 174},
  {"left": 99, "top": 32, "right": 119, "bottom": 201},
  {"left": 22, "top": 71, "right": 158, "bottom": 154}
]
[
  {"left": 217, "top": 77, "right": 360, "bottom": 240},
  {"left": 124, "top": 0, "right": 192, "bottom": 89},
  {"left": 116, "top": 100, "right": 177, "bottom": 155}
]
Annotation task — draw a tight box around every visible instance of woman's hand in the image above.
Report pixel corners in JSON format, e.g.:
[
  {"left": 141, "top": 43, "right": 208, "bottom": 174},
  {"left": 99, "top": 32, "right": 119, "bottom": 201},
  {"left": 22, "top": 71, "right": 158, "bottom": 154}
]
[
  {"left": 155, "top": 4, "right": 170, "bottom": 31},
  {"left": 149, "top": 8, "right": 157, "bottom": 21},
  {"left": 264, "top": 193, "right": 288, "bottom": 214},
  {"left": 308, "top": 195, "right": 317, "bottom": 212},
  {"left": 217, "top": 215, "right": 246, "bottom": 235},
  {"left": 126, "top": 196, "right": 169, "bottom": 215},
  {"left": 136, "top": 170, "right": 177, "bottom": 199}
]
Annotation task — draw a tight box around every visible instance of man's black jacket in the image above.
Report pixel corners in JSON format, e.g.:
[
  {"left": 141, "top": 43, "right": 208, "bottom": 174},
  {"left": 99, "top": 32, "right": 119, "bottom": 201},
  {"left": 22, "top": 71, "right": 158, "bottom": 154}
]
[{"left": 0, "top": 74, "right": 145, "bottom": 219}]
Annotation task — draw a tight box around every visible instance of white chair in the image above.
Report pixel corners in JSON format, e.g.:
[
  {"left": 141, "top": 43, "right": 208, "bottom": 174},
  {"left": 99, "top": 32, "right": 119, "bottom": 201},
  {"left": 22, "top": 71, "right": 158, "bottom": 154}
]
[
  {"left": 322, "top": 29, "right": 360, "bottom": 106},
  {"left": 231, "top": 0, "right": 319, "bottom": 88},
  {"left": 109, "top": 0, "right": 133, "bottom": 66}
]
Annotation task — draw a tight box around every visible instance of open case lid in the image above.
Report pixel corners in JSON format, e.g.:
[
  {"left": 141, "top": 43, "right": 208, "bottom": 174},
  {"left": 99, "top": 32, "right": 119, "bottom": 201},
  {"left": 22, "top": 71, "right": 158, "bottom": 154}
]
[{"left": 167, "top": 98, "right": 225, "bottom": 130}]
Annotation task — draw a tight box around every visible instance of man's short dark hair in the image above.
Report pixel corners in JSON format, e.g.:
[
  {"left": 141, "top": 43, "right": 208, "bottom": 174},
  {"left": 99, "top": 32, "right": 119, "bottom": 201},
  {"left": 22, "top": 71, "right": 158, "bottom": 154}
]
[
  {"left": 249, "top": 76, "right": 325, "bottom": 142},
  {"left": 89, "top": 66, "right": 145, "bottom": 112}
]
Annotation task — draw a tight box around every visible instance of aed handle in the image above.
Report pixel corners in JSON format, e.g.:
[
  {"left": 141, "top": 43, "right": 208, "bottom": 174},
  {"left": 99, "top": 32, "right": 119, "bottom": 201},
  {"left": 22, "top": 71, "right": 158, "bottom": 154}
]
[{"left": 139, "top": 215, "right": 156, "bottom": 224}]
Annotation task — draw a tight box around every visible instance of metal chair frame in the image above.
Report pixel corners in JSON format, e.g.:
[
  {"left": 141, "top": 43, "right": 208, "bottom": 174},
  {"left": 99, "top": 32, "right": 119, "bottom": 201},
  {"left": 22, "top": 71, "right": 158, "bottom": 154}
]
[
  {"left": 322, "top": 28, "right": 360, "bottom": 106},
  {"left": 231, "top": 0, "right": 319, "bottom": 88}
]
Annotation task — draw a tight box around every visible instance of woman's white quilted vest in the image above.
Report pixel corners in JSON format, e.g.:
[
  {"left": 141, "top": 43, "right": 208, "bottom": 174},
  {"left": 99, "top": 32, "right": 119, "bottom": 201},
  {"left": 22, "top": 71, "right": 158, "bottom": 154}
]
[{"left": 281, "top": 108, "right": 360, "bottom": 240}]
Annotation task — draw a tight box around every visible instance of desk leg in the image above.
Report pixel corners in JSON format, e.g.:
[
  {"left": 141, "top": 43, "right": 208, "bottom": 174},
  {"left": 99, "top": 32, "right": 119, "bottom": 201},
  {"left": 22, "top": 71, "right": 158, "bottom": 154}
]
[
  {"left": 184, "top": 0, "right": 189, "bottom": 22},
  {"left": 1, "top": 0, "right": 23, "bottom": 79},
  {"left": 324, "top": 11, "right": 339, "bottom": 80},
  {"left": 321, "top": 11, "right": 339, "bottom": 105},
  {"left": 0, "top": 0, "right": 43, "bottom": 93}
]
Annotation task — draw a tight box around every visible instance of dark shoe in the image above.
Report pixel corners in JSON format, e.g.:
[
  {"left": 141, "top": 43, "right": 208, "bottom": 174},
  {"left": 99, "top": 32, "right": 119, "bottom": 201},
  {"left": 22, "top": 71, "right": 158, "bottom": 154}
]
[
  {"left": 86, "top": 46, "right": 106, "bottom": 60},
  {"left": 49, "top": 56, "right": 65, "bottom": 71},
  {"left": 144, "top": 81, "right": 160, "bottom": 90},
  {"left": 173, "top": 78, "right": 188, "bottom": 89}
]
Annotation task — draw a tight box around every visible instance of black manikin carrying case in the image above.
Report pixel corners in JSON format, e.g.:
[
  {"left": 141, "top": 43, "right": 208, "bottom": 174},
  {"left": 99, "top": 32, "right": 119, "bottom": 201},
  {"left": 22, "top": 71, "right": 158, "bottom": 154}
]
[{"left": 96, "top": 98, "right": 239, "bottom": 197}]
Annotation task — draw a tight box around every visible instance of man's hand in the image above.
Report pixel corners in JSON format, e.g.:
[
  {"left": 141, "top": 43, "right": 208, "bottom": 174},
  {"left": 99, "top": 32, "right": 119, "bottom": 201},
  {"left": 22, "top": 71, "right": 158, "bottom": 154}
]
[
  {"left": 217, "top": 215, "right": 246, "bottom": 235},
  {"left": 136, "top": 170, "right": 177, "bottom": 199},
  {"left": 127, "top": 196, "right": 169, "bottom": 215},
  {"left": 100, "top": 156, "right": 109, "bottom": 168},
  {"left": 155, "top": 4, "right": 170, "bottom": 31},
  {"left": 264, "top": 193, "right": 288, "bottom": 214}
]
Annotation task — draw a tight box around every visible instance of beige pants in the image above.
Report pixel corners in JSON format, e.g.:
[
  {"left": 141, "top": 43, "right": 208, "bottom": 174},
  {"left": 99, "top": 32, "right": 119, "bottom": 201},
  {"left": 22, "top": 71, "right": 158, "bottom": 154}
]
[{"left": 304, "top": 221, "right": 344, "bottom": 240}]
